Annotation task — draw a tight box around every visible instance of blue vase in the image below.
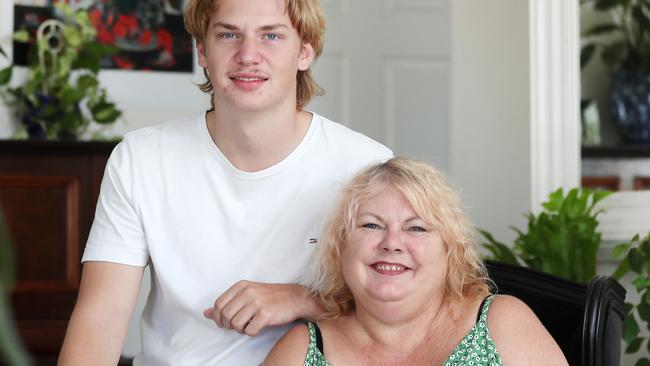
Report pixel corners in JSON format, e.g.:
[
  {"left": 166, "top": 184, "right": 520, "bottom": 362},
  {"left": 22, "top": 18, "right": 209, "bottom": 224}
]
[{"left": 609, "top": 71, "right": 650, "bottom": 144}]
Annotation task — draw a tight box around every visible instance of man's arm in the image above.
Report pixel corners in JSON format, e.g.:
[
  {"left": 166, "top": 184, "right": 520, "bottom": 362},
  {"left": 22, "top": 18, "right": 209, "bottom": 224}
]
[
  {"left": 203, "top": 281, "right": 325, "bottom": 336},
  {"left": 58, "top": 261, "right": 144, "bottom": 365}
]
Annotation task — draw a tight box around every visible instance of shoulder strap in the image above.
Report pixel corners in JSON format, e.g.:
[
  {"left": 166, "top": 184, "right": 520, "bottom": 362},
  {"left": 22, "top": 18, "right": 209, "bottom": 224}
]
[
  {"left": 314, "top": 322, "right": 324, "bottom": 354},
  {"left": 476, "top": 294, "right": 495, "bottom": 323},
  {"left": 306, "top": 321, "right": 325, "bottom": 355}
]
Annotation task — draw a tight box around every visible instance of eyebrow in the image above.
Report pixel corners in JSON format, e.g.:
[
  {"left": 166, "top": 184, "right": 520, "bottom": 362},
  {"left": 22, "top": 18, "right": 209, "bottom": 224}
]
[
  {"left": 212, "top": 22, "right": 290, "bottom": 32},
  {"left": 358, "top": 212, "right": 423, "bottom": 223}
]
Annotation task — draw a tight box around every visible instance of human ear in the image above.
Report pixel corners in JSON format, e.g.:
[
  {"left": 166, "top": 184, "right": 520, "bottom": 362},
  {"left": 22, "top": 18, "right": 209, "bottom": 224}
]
[
  {"left": 298, "top": 42, "right": 315, "bottom": 71},
  {"left": 197, "top": 42, "right": 208, "bottom": 67}
]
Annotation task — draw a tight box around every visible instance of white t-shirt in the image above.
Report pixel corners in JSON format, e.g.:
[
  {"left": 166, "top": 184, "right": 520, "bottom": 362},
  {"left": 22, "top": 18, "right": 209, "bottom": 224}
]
[{"left": 82, "top": 112, "right": 392, "bottom": 365}]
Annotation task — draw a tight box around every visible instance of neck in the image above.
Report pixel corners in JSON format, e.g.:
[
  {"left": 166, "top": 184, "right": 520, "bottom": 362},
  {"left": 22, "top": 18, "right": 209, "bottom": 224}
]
[
  {"left": 350, "top": 296, "right": 447, "bottom": 353},
  {"left": 206, "top": 102, "right": 311, "bottom": 172}
]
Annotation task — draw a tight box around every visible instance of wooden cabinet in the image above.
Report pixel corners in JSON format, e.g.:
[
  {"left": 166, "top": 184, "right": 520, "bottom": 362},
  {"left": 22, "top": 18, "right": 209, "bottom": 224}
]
[{"left": 0, "top": 140, "right": 117, "bottom": 361}]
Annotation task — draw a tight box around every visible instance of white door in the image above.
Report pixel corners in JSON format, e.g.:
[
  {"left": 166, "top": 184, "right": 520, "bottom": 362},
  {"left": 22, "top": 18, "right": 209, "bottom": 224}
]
[{"left": 309, "top": 0, "right": 450, "bottom": 169}]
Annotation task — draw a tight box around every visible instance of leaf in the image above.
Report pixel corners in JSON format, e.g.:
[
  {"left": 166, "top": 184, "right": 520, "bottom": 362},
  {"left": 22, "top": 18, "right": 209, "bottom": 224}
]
[
  {"left": 0, "top": 66, "right": 12, "bottom": 86},
  {"left": 612, "top": 243, "right": 630, "bottom": 259},
  {"left": 591, "top": 189, "right": 612, "bottom": 206},
  {"left": 638, "top": 302, "right": 650, "bottom": 325},
  {"left": 594, "top": 0, "right": 624, "bottom": 10},
  {"left": 632, "top": 5, "right": 650, "bottom": 31},
  {"left": 581, "top": 44, "right": 597, "bottom": 68},
  {"left": 63, "top": 25, "right": 82, "bottom": 48},
  {"left": 91, "top": 104, "right": 121, "bottom": 124},
  {"left": 613, "top": 258, "right": 630, "bottom": 279},
  {"left": 542, "top": 188, "right": 564, "bottom": 212},
  {"left": 623, "top": 314, "right": 641, "bottom": 343},
  {"left": 633, "top": 276, "right": 650, "bottom": 291},
  {"left": 12, "top": 30, "right": 29, "bottom": 43},
  {"left": 627, "top": 337, "right": 644, "bottom": 353},
  {"left": 583, "top": 23, "right": 621, "bottom": 37},
  {"left": 601, "top": 42, "right": 628, "bottom": 69},
  {"left": 630, "top": 249, "right": 644, "bottom": 274},
  {"left": 636, "top": 358, "right": 650, "bottom": 366}
]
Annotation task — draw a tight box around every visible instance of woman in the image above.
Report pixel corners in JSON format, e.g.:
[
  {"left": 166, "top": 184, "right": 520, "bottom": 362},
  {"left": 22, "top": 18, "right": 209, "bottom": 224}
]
[{"left": 265, "top": 157, "right": 568, "bottom": 365}]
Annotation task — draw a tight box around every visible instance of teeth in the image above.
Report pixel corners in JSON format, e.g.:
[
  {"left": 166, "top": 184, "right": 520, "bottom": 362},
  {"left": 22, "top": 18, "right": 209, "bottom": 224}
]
[
  {"left": 375, "top": 264, "right": 405, "bottom": 272},
  {"left": 234, "top": 77, "right": 263, "bottom": 81}
]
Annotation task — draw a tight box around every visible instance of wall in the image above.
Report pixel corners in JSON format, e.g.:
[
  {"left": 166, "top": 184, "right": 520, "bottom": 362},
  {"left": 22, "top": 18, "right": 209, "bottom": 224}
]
[{"left": 449, "top": 0, "right": 532, "bottom": 244}]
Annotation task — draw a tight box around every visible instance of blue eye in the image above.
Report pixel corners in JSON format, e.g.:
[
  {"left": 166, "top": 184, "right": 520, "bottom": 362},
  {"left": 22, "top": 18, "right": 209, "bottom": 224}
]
[
  {"left": 220, "top": 32, "right": 237, "bottom": 39},
  {"left": 407, "top": 226, "right": 427, "bottom": 233},
  {"left": 265, "top": 33, "right": 279, "bottom": 41},
  {"left": 361, "top": 223, "right": 381, "bottom": 229}
]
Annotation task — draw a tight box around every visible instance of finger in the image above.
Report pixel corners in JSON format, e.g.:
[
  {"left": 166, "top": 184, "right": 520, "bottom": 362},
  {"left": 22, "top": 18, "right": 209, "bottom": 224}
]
[
  {"left": 203, "top": 308, "right": 214, "bottom": 319},
  {"left": 218, "top": 288, "right": 256, "bottom": 330},
  {"left": 230, "top": 302, "right": 258, "bottom": 334},
  {"left": 212, "top": 280, "right": 250, "bottom": 328},
  {"left": 243, "top": 308, "right": 270, "bottom": 337}
]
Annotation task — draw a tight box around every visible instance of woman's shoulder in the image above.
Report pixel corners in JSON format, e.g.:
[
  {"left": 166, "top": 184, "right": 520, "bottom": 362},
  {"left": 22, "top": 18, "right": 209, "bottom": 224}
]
[
  {"left": 487, "top": 295, "right": 568, "bottom": 366},
  {"left": 263, "top": 323, "right": 311, "bottom": 366}
]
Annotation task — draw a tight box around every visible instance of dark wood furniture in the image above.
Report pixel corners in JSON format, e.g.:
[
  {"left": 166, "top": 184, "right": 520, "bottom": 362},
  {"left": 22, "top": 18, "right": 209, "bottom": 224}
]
[
  {"left": 582, "top": 145, "right": 650, "bottom": 158},
  {"left": 581, "top": 175, "right": 621, "bottom": 191},
  {"left": 634, "top": 176, "right": 650, "bottom": 190},
  {"left": 0, "top": 139, "right": 117, "bottom": 362},
  {"left": 486, "top": 260, "right": 626, "bottom": 366}
]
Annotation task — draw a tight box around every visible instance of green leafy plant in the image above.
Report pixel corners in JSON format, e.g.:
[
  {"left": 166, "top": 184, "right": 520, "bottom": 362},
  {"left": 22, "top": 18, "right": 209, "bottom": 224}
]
[
  {"left": 0, "top": 3, "right": 121, "bottom": 140},
  {"left": 612, "top": 232, "right": 650, "bottom": 364},
  {"left": 481, "top": 188, "right": 611, "bottom": 283},
  {"left": 0, "top": 209, "right": 32, "bottom": 366},
  {"left": 580, "top": 0, "right": 650, "bottom": 71}
]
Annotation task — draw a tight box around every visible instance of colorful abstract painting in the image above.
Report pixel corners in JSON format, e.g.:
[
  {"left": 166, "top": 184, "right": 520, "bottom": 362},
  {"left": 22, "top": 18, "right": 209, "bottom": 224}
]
[{"left": 13, "top": 0, "right": 193, "bottom": 72}]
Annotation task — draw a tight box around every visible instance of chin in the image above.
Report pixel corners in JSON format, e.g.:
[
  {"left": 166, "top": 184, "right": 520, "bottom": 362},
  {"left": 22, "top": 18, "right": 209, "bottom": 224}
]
[{"left": 369, "top": 286, "right": 410, "bottom": 302}]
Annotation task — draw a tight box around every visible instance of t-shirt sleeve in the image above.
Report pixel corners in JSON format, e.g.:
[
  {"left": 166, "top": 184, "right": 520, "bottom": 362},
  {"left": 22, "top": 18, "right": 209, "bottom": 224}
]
[{"left": 82, "top": 139, "right": 149, "bottom": 266}]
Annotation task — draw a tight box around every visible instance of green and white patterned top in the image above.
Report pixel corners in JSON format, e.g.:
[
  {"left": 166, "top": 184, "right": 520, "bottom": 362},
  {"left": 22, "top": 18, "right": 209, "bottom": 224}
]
[
  {"left": 303, "top": 294, "right": 502, "bottom": 366},
  {"left": 444, "top": 294, "right": 502, "bottom": 366}
]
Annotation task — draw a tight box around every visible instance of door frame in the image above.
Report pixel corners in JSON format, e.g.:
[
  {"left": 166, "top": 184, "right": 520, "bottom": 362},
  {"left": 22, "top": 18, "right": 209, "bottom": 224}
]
[{"left": 529, "top": 0, "right": 581, "bottom": 212}]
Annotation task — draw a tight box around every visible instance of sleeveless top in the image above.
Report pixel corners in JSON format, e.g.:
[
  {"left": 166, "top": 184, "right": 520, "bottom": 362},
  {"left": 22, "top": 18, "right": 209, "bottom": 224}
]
[{"left": 303, "top": 294, "right": 502, "bottom": 366}]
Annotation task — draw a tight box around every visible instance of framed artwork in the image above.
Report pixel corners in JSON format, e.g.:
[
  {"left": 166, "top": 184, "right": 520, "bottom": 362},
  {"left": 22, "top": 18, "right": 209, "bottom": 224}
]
[
  {"left": 634, "top": 176, "right": 650, "bottom": 190},
  {"left": 12, "top": 0, "right": 193, "bottom": 72},
  {"left": 581, "top": 176, "right": 621, "bottom": 191}
]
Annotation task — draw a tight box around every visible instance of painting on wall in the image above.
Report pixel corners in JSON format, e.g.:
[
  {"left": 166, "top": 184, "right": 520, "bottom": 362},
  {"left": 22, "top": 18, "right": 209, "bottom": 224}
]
[{"left": 12, "top": 0, "right": 193, "bottom": 72}]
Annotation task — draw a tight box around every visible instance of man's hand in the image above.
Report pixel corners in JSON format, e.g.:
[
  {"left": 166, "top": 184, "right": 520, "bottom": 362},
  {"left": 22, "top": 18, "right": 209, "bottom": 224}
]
[{"left": 203, "top": 281, "right": 323, "bottom": 336}]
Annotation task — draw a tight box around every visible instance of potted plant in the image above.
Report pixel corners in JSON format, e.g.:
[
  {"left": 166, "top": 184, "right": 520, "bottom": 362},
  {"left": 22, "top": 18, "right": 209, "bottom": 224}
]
[
  {"left": 612, "top": 232, "right": 650, "bottom": 365},
  {"left": 481, "top": 188, "right": 611, "bottom": 283},
  {"left": 580, "top": 0, "right": 650, "bottom": 144},
  {"left": 0, "top": 3, "right": 121, "bottom": 140}
]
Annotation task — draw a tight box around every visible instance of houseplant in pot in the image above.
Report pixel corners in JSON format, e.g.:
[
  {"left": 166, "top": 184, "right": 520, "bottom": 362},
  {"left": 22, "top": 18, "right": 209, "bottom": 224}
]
[
  {"left": 581, "top": 0, "right": 650, "bottom": 144},
  {"left": 0, "top": 3, "right": 121, "bottom": 140},
  {"left": 481, "top": 188, "right": 611, "bottom": 283}
]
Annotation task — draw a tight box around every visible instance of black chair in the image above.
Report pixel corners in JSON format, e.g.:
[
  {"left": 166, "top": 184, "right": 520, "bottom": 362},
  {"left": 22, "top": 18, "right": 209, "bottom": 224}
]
[{"left": 485, "top": 260, "right": 626, "bottom": 366}]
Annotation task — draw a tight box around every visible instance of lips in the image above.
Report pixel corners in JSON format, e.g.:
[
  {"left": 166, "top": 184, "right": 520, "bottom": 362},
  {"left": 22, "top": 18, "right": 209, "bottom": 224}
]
[
  {"left": 228, "top": 72, "right": 269, "bottom": 91},
  {"left": 371, "top": 261, "right": 411, "bottom": 275}
]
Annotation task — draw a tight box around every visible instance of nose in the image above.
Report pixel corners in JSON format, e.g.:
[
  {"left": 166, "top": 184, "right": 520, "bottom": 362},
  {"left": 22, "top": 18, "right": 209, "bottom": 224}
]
[
  {"left": 235, "top": 36, "right": 261, "bottom": 65},
  {"left": 381, "top": 228, "right": 404, "bottom": 253}
]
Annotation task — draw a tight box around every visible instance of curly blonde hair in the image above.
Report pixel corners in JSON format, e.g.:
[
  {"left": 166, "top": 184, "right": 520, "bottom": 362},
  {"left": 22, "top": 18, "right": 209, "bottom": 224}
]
[
  {"left": 311, "top": 157, "right": 490, "bottom": 318},
  {"left": 183, "top": 0, "right": 325, "bottom": 110}
]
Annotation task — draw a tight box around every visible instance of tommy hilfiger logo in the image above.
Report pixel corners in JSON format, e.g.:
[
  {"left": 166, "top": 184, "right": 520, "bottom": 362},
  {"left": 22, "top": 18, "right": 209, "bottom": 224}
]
[{"left": 309, "top": 238, "right": 318, "bottom": 244}]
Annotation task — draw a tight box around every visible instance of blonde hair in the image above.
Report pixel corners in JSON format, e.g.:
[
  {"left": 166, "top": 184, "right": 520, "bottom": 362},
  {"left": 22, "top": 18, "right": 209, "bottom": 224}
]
[
  {"left": 183, "top": 0, "right": 325, "bottom": 110},
  {"left": 311, "top": 157, "right": 490, "bottom": 318}
]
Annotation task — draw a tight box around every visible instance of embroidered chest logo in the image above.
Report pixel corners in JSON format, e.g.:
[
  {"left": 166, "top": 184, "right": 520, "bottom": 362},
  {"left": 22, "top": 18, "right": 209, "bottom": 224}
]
[{"left": 309, "top": 238, "right": 318, "bottom": 244}]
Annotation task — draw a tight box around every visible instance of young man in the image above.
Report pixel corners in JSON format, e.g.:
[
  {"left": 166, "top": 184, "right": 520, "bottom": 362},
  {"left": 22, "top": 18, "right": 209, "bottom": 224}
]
[{"left": 59, "top": 0, "right": 391, "bottom": 364}]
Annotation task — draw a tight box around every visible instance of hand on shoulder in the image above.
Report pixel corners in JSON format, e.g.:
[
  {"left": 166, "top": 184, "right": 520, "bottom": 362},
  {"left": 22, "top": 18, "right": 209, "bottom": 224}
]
[
  {"left": 488, "top": 295, "right": 568, "bottom": 366},
  {"left": 263, "top": 323, "right": 310, "bottom": 366}
]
